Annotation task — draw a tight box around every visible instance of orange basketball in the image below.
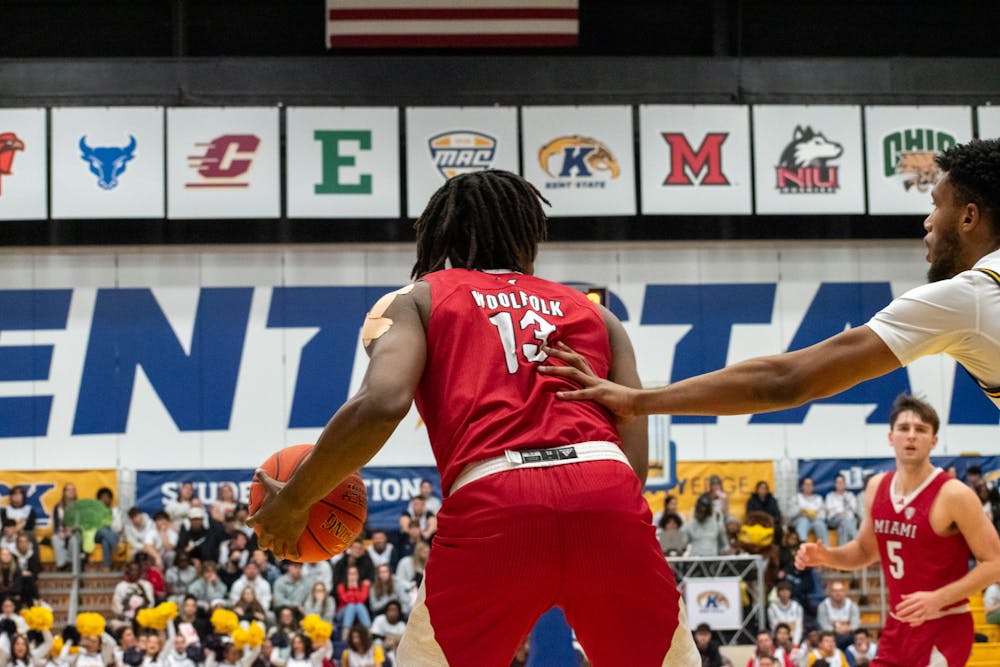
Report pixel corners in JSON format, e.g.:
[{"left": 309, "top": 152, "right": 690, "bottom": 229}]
[{"left": 248, "top": 444, "right": 367, "bottom": 562}]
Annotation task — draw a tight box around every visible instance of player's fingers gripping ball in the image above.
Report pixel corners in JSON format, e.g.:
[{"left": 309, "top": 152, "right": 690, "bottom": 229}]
[{"left": 248, "top": 444, "right": 367, "bottom": 562}]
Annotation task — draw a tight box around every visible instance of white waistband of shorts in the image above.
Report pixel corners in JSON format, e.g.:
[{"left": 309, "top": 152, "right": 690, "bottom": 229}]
[{"left": 449, "top": 441, "right": 630, "bottom": 495}]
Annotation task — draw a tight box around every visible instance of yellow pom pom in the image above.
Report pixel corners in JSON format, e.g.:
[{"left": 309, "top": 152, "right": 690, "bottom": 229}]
[
  {"left": 300, "top": 614, "right": 319, "bottom": 634},
  {"left": 232, "top": 627, "right": 250, "bottom": 650},
  {"left": 210, "top": 609, "right": 239, "bottom": 635},
  {"left": 22, "top": 606, "right": 54, "bottom": 632},
  {"left": 76, "top": 612, "right": 106, "bottom": 638},
  {"left": 306, "top": 620, "right": 332, "bottom": 645},
  {"left": 247, "top": 622, "right": 265, "bottom": 647},
  {"left": 51, "top": 637, "right": 64, "bottom": 658},
  {"left": 156, "top": 601, "right": 178, "bottom": 621}
]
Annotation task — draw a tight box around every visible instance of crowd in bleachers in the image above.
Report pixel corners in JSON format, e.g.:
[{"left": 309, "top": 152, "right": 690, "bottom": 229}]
[{"left": 0, "top": 479, "right": 448, "bottom": 667}]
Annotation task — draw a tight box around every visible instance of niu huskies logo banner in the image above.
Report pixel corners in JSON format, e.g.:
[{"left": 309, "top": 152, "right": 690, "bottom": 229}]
[
  {"left": 640, "top": 105, "right": 751, "bottom": 215},
  {"left": 752, "top": 106, "right": 865, "bottom": 215},
  {"left": 0, "top": 109, "right": 47, "bottom": 220},
  {"left": 166, "top": 107, "right": 280, "bottom": 219}
]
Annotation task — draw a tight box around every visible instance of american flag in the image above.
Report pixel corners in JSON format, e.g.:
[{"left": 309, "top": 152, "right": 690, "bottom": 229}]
[{"left": 326, "top": 0, "right": 579, "bottom": 49}]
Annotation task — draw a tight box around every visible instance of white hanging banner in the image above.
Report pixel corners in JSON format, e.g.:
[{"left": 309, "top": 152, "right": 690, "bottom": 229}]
[
  {"left": 639, "top": 105, "right": 751, "bottom": 215},
  {"left": 752, "top": 105, "right": 865, "bottom": 214},
  {"left": 522, "top": 105, "right": 635, "bottom": 217},
  {"left": 286, "top": 107, "right": 400, "bottom": 219},
  {"left": 51, "top": 107, "right": 165, "bottom": 219},
  {"left": 977, "top": 107, "right": 1000, "bottom": 140},
  {"left": 865, "top": 106, "right": 973, "bottom": 214},
  {"left": 405, "top": 106, "right": 519, "bottom": 218},
  {"left": 0, "top": 108, "right": 47, "bottom": 221},
  {"left": 683, "top": 577, "right": 744, "bottom": 631},
  {"left": 166, "top": 107, "right": 280, "bottom": 219}
]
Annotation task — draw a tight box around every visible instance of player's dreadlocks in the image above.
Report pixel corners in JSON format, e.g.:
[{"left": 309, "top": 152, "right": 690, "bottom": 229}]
[
  {"left": 411, "top": 170, "right": 550, "bottom": 279},
  {"left": 936, "top": 138, "right": 1000, "bottom": 242}
]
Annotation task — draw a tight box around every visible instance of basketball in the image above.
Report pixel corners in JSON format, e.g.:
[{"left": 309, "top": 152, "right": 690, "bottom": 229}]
[{"left": 248, "top": 444, "right": 367, "bottom": 562}]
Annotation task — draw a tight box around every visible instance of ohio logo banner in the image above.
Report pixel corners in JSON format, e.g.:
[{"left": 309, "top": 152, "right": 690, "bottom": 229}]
[
  {"left": 639, "top": 105, "right": 752, "bottom": 215},
  {"left": 285, "top": 107, "right": 400, "bottom": 219},
  {"left": 864, "top": 106, "right": 973, "bottom": 214},
  {"left": 50, "top": 107, "right": 165, "bottom": 219},
  {"left": 166, "top": 107, "right": 280, "bottom": 219},
  {"left": 521, "top": 105, "right": 635, "bottom": 217},
  {"left": 0, "top": 108, "right": 47, "bottom": 221},
  {"left": 405, "top": 106, "right": 518, "bottom": 218},
  {"left": 752, "top": 105, "right": 865, "bottom": 215},
  {"left": 977, "top": 106, "right": 1000, "bottom": 141}
]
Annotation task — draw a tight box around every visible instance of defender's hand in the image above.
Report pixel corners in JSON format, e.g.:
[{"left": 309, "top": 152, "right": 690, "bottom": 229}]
[
  {"left": 246, "top": 470, "right": 307, "bottom": 561},
  {"left": 538, "top": 341, "right": 640, "bottom": 418}
]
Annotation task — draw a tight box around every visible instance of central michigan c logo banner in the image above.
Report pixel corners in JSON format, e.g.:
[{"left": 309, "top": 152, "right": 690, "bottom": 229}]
[{"left": 428, "top": 130, "right": 497, "bottom": 179}]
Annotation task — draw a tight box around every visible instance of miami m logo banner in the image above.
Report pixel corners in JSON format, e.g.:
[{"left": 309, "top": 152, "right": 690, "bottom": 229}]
[{"left": 662, "top": 132, "right": 730, "bottom": 186}]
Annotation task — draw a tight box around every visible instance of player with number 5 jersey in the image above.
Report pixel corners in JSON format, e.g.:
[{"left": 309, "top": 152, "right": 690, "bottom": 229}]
[{"left": 796, "top": 395, "right": 1000, "bottom": 666}]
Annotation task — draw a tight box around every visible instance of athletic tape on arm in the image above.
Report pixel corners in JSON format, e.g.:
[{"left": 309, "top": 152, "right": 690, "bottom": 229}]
[{"left": 362, "top": 284, "right": 415, "bottom": 348}]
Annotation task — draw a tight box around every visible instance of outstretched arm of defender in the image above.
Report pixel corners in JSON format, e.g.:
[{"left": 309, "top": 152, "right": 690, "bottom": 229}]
[
  {"left": 894, "top": 481, "right": 1000, "bottom": 626},
  {"left": 249, "top": 283, "right": 429, "bottom": 560},
  {"left": 796, "top": 474, "right": 883, "bottom": 572},
  {"left": 540, "top": 325, "right": 900, "bottom": 417}
]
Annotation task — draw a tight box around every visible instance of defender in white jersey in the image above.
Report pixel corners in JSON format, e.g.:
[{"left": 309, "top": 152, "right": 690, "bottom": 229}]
[{"left": 541, "top": 138, "right": 1000, "bottom": 422}]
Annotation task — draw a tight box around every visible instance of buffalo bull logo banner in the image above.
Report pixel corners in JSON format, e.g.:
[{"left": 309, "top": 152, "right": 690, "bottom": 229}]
[
  {"left": 0, "top": 132, "right": 25, "bottom": 196},
  {"left": 78, "top": 134, "right": 137, "bottom": 190},
  {"left": 427, "top": 130, "right": 497, "bottom": 179},
  {"left": 775, "top": 126, "right": 842, "bottom": 194},
  {"left": 537, "top": 135, "right": 620, "bottom": 189},
  {"left": 186, "top": 134, "right": 260, "bottom": 188},
  {"left": 882, "top": 128, "right": 955, "bottom": 193}
]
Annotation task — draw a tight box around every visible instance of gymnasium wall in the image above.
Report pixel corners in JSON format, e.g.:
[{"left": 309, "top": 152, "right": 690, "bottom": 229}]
[{"left": 2, "top": 240, "right": 996, "bottom": 473}]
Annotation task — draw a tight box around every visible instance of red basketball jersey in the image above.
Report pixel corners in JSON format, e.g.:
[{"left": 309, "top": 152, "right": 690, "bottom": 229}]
[
  {"left": 870, "top": 469, "right": 971, "bottom": 611},
  {"left": 414, "top": 269, "right": 622, "bottom": 495}
]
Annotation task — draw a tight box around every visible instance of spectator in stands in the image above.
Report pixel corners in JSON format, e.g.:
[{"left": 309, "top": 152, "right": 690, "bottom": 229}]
[
  {"left": 365, "top": 531, "right": 393, "bottom": 569},
  {"left": 747, "top": 481, "right": 783, "bottom": 534},
  {"left": 332, "top": 541, "right": 374, "bottom": 591},
  {"left": 657, "top": 513, "right": 688, "bottom": 557},
  {"left": 175, "top": 594, "right": 208, "bottom": 644},
  {"left": 165, "top": 551, "right": 198, "bottom": 605},
  {"left": 146, "top": 511, "right": 179, "bottom": 572},
  {"left": 300, "top": 560, "right": 332, "bottom": 591},
  {"left": 393, "top": 541, "right": 428, "bottom": 608},
  {"left": 816, "top": 582, "right": 859, "bottom": 634},
  {"left": 768, "top": 581, "right": 804, "bottom": 647},
  {"left": 703, "top": 475, "right": 731, "bottom": 520},
  {"left": 273, "top": 562, "right": 308, "bottom": 614},
  {"left": 95, "top": 487, "right": 125, "bottom": 569},
  {"left": 188, "top": 561, "right": 226, "bottom": 609},
  {"left": 113, "top": 561, "right": 155, "bottom": 626},
  {"left": 12, "top": 533, "right": 41, "bottom": 604},
  {"left": 685, "top": 494, "right": 727, "bottom": 557},
  {"left": 398, "top": 497, "right": 436, "bottom": 544},
  {"left": 340, "top": 626, "right": 383, "bottom": 667},
  {"left": 966, "top": 465, "right": 996, "bottom": 492},
  {"left": 229, "top": 561, "right": 272, "bottom": 611},
  {"left": 124, "top": 507, "right": 154, "bottom": 560},
  {"left": 230, "top": 506, "right": 255, "bottom": 541},
  {"left": 757, "top": 658, "right": 776, "bottom": 667},
  {"left": 747, "top": 630, "right": 791, "bottom": 667},
  {"left": 163, "top": 632, "right": 195, "bottom": 667},
  {"left": 0, "top": 548, "right": 27, "bottom": 606},
  {"left": 233, "top": 586, "right": 268, "bottom": 625},
  {"left": 51, "top": 483, "right": 78, "bottom": 571},
  {"left": 792, "top": 478, "right": 828, "bottom": 547},
  {"left": 165, "top": 483, "right": 196, "bottom": 530},
  {"left": 269, "top": 606, "right": 300, "bottom": 647},
  {"left": 368, "top": 564, "right": 406, "bottom": 618},
  {"left": 369, "top": 600, "right": 405, "bottom": 658},
  {"left": 0, "top": 522, "right": 16, "bottom": 556},
  {"left": 218, "top": 548, "right": 247, "bottom": 590},
  {"left": 985, "top": 579, "right": 1000, "bottom": 624},
  {"left": 772, "top": 623, "right": 796, "bottom": 666},
  {"left": 806, "top": 631, "right": 848, "bottom": 667},
  {"left": 824, "top": 476, "right": 859, "bottom": 545},
  {"left": 209, "top": 484, "right": 239, "bottom": 524},
  {"left": 844, "top": 629, "right": 876, "bottom": 667},
  {"left": 3, "top": 627, "right": 54, "bottom": 667},
  {"left": 1, "top": 487, "right": 37, "bottom": 546},
  {"left": 405, "top": 480, "right": 441, "bottom": 516},
  {"left": 394, "top": 524, "right": 423, "bottom": 563},
  {"left": 336, "top": 566, "right": 371, "bottom": 639},
  {"left": 693, "top": 622, "right": 733, "bottom": 667},
  {"left": 250, "top": 550, "right": 281, "bottom": 587},
  {"left": 218, "top": 531, "right": 249, "bottom": 571},
  {"left": 176, "top": 507, "right": 224, "bottom": 566},
  {"left": 302, "top": 581, "right": 335, "bottom": 624},
  {"left": 134, "top": 551, "right": 166, "bottom": 602}
]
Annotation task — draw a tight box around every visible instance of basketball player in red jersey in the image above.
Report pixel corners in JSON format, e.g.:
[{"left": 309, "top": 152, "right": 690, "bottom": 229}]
[
  {"left": 796, "top": 394, "right": 1000, "bottom": 667},
  {"left": 248, "top": 170, "right": 698, "bottom": 666}
]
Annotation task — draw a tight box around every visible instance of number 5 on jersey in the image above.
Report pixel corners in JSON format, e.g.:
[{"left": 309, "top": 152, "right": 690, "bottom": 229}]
[
  {"left": 886, "top": 540, "right": 904, "bottom": 579},
  {"left": 488, "top": 310, "right": 556, "bottom": 374}
]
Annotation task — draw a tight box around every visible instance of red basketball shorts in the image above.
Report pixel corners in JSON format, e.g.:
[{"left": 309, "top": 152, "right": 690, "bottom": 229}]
[{"left": 873, "top": 610, "right": 973, "bottom": 667}]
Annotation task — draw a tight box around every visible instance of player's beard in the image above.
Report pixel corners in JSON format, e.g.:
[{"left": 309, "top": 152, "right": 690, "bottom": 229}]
[{"left": 926, "top": 223, "right": 962, "bottom": 283}]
